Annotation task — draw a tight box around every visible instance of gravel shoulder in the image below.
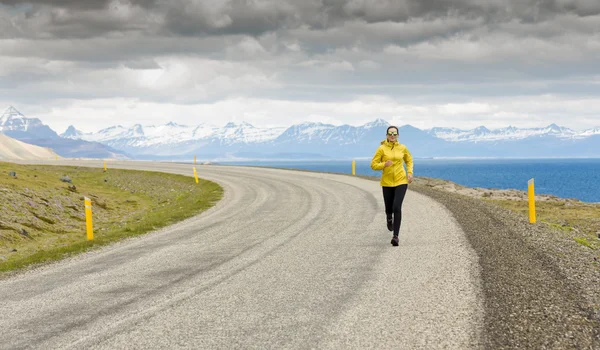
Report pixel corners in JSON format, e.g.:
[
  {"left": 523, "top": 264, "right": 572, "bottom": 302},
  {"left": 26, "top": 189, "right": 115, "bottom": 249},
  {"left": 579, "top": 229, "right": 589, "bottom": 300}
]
[{"left": 407, "top": 181, "right": 600, "bottom": 349}]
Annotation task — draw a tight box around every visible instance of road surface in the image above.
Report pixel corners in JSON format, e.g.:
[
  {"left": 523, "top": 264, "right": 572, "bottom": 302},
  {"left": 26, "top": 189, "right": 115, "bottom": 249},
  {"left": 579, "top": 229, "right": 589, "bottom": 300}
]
[{"left": 0, "top": 160, "right": 483, "bottom": 349}]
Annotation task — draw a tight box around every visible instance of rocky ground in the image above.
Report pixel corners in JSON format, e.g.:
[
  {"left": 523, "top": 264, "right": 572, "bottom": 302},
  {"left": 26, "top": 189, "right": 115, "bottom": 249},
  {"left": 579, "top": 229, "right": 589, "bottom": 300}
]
[
  {"left": 413, "top": 176, "right": 591, "bottom": 204},
  {"left": 403, "top": 176, "right": 600, "bottom": 349}
]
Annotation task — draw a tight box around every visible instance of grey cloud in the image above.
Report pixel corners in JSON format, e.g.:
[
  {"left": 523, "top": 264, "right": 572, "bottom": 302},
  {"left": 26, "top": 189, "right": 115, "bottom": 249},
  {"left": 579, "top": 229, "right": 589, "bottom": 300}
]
[
  {"left": 318, "top": 0, "right": 600, "bottom": 24},
  {"left": 123, "top": 59, "right": 162, "bottom": 70},
  {"left": 2, "top": 0, "right": 600, "bottom": 40},
  {"left": 0, "top": 0, "right": 110, "bottom": 10},
  {"left": 161, "top": 0, "right": 296, "bottom": 36},
  {"left": 0, "top": 0, "right": 158, "bottom": 10},
  {"left": 0, "top": 36, "right": 228, "bottom": 63},
  {"left": 0, "top": 0, "right": 159, "bottom": 39},
  {"left": 1, "top": 0, "right": 299, "bottom": 38},
  {"left": 1, "top": 0, "right": 599, "bottom": 109}
]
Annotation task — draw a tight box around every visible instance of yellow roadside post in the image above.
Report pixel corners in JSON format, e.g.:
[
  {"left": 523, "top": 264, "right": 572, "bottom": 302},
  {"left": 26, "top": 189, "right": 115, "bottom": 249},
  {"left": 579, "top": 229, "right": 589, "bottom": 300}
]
[
  {"left": 193, "top": 167, "right": 199, "bottom": 184},
  {"left": 84, "top": 197, "right": 94, "bottom": 240},
  {"left": 352, "top": 160, "right": 356, "bottom": 175},
  {"left": 103, "top": 161, "right": 107, "bottom": 171},
  {"left": 528, "top": 178, "right": 536, "bottom": 224},
  {"left": 194, "top": 155, "right": 197, "bottom": 165}
]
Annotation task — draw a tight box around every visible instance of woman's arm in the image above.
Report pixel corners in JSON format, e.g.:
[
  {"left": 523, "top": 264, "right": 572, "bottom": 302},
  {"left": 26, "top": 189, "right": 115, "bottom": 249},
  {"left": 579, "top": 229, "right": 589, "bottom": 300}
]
[
  {"left": 404, "top": 147, "right": 414, "bottom": 174},
  {"left": 370, "top": 147, "right": 385, "bottom": 170}
]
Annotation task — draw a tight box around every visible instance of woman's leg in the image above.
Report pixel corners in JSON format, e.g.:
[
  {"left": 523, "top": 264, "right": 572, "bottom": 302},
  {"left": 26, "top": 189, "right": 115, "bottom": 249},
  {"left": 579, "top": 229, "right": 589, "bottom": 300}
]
[
  {"left": 382, "top": 187, "right": 395, "bottom": 229},
  {"left": 392, "top": 184, "right": 408, "bottom": 236}
]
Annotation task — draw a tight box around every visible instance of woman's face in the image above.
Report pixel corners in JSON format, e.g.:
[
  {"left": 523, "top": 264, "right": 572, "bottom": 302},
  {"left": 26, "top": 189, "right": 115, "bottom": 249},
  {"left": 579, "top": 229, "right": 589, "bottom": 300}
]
[{"left": 386, "top": 128, "right": 398, "bottom": 142}]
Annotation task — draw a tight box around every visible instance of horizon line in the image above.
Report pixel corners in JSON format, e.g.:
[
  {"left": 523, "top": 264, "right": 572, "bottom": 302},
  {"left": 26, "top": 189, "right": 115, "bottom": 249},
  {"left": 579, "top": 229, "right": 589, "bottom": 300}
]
[{"left": 2, "top": 105, "right": 598, "bottom": 133}]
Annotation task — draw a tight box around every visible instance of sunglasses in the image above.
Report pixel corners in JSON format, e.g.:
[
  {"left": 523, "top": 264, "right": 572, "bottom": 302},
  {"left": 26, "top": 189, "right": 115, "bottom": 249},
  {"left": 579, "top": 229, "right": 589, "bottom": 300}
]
[{"left": 387, "top": 132, "right": 398, "bottom": 136}]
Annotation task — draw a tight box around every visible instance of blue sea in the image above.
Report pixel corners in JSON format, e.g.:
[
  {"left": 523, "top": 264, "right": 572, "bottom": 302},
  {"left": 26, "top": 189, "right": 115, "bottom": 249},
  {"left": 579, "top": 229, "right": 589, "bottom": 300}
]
[{"left": 219, "top": 158, "right": 600, "bottom": 203}]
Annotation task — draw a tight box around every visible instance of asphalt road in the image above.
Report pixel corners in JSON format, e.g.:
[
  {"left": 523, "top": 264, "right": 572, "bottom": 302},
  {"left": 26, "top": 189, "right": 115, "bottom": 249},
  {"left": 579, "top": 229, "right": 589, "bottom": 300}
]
[{"left": 0, "top": 160, "right": 483, "bottom": 349}]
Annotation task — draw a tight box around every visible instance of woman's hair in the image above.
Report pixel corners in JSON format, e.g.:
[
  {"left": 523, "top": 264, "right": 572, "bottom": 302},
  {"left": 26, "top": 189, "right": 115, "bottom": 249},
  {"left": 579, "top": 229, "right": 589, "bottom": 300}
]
[{"left": 386, "top": 126, "right": 398, "bottom": 134}]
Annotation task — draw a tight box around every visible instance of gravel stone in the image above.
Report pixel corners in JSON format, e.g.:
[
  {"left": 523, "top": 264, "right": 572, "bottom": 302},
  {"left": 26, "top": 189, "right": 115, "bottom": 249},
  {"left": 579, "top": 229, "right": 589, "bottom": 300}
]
[{"left": 411, "top": 184, "right": 600, "bottom": 349}]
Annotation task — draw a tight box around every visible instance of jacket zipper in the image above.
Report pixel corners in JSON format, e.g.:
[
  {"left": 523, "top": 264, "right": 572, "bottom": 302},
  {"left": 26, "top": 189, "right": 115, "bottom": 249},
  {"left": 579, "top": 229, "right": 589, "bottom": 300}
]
[{"left": 391, "top": 142, "right": 395, "bottom": 186}]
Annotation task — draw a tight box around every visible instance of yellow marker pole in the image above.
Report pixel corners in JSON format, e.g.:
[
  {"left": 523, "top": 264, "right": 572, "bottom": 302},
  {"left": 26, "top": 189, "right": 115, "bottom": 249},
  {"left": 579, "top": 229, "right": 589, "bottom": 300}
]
[
  {"left": 103, "top": 161, "right": 107, "bottom": 171},
  {"left": 351, "top": 160, "right": 356, "bottom": 175},
  {"left": 528, "top": 178, "right": 536, "bottom": 224},
  {"left": 193, "top": 167, "right": 199, "bottom": 184},
  {"left": 84, "top": 197, "right": 94, "bottom": 240},
  {"left": 194, "top": 155, "right": 197, "bottom": 165}
]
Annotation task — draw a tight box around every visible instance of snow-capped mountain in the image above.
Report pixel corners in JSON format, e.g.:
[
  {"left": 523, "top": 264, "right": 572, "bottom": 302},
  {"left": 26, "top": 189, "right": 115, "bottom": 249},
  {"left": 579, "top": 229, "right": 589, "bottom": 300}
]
[
  {"left": 579, "top": 127, "right": 600, "bottom": 137},
  {"left": 213, "top": 121, "right": 286, "bottom": 145},
  {"left": 64, "top": 121, "right": 286, "bottom": 146},
  {"left": 1, "top": 106, "right": 129, "bottom": 159},
  {"left": 425, "top": 123, "right": 583, "bottom": 142},
  {"left": 1, "top": 106, "right": 60, "bottom": 139},
  {"left": 1, "top": 106, "right": 25, "bottom": 125},
  {"left": 57, "top": 115, "right": 600, "bottom": 159},
  {"left": 61, "top": 119, "right": 292, "bottom": 158},
  {"left": 5, "top": 106, "right": 600, "bottom": 159}
]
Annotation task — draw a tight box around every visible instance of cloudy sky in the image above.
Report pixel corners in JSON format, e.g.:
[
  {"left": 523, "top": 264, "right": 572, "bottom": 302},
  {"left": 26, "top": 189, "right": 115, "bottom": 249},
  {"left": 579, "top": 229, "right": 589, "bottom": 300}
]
[{"left": 1, "top": 0, "right": 600, "bottom": 133}]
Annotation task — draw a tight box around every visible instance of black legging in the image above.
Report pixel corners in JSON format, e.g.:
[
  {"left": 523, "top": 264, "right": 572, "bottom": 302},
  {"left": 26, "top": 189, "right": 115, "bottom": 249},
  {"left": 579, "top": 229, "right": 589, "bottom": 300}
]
[{"left": 382, "top": 184, "right": 408, "bottom": 236}]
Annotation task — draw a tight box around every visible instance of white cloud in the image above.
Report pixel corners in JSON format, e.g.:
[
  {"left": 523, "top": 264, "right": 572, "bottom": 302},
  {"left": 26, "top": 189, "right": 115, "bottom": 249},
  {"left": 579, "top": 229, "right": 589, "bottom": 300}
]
[
  {"left": 437, "top": 103, "right": 496, "bottom": 115},
  {"left": 358, "top": 60, "right": 380, "bottom": 69}
]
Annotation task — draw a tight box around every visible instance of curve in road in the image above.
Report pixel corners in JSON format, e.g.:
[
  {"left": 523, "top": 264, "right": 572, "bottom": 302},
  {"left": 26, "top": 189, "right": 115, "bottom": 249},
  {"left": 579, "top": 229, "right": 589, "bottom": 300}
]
[{"left": 0, "top": 160, "right": 483, "bottom": 349}]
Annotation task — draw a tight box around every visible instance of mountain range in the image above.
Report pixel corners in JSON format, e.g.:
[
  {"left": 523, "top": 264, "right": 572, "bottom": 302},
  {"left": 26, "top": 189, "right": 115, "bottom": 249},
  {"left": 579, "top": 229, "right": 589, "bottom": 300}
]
[
  {"left": 2, "top": 106, "right": 600, "bottom": 160},
  {"left": 1, "top": 106, "right": 128, "bottom": 159}
]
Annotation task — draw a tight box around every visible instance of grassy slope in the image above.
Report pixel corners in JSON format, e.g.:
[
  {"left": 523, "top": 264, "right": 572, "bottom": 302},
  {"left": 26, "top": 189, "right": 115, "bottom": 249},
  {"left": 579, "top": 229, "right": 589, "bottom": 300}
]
[
  {"left": 483, "top": 199, "right": 600, "bottom": 250},
  {"left": 0, "top": 162, "right": 223, "bottom": 273}
]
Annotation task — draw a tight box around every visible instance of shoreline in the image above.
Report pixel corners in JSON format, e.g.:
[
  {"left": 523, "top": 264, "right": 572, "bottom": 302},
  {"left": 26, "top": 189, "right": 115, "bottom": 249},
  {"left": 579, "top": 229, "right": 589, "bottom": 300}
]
[
  {"left": 412, "top": 176, "right": 599, "bottom": 204},
  {"left": 210, "top": 159, "right": 600, "bottom": 204}
]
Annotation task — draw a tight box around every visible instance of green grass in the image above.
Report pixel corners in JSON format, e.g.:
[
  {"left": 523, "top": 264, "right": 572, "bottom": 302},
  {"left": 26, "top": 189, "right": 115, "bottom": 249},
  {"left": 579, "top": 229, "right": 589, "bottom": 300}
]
[
  {"left": 0, "top": 162, "right": 223, "bottom": 274},
  {"left": 544, "top": 221, "right": 575, "bottom": 232},
  {"left": 484, "top": 198, "right": 600, "bottom": 251},
  {"left": 574, "top": 237, "right": 594, "bottom": 249}
]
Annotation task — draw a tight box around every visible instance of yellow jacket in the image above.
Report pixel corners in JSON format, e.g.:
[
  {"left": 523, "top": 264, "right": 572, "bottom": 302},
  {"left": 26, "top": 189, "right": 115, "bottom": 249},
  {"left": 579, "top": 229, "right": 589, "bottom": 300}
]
[{"left": 370, "top": 140, "right": 414, "bottom": 187}]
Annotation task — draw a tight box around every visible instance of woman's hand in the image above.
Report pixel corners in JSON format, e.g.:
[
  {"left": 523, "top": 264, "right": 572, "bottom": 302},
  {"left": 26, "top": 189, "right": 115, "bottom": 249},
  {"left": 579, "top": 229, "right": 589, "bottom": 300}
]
[
  {"left": 384, "top": 160, "right": 393, "bottom": 167},
  {"left": 408, "top": 174, "right": 413, "bottom": 183}
]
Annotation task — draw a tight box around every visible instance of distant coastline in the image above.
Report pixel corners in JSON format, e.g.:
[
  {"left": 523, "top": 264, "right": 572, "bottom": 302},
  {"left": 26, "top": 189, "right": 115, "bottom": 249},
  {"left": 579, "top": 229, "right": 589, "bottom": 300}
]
[{"left": 215, "top": 158, "right": 600, "bottom": 203}]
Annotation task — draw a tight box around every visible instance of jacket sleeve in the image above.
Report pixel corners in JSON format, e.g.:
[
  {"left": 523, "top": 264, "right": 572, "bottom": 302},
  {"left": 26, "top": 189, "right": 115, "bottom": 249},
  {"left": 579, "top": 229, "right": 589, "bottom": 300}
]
[
  {"left": 371, "top": 146, "right": 385, "bottom": 170},
  {"left": 404, "top": 147, "right": 414, "bottom": 174}
]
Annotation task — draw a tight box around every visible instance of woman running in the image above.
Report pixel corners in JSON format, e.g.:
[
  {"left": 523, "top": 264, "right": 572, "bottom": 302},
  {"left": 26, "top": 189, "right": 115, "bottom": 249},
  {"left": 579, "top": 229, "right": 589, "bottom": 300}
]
[{"left": 370, "top": 126, "right": 414, "bottom": 246}]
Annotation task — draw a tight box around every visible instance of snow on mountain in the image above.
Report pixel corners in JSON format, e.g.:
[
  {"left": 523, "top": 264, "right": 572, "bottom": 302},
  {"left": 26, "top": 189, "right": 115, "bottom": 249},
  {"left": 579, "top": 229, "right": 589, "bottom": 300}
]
[
  {"left": 65, "top": 120, "right": 286, "bottom": 148},
  {"left": 140, "top": 122, "right": 196, "bottom": 142},
  {"left": 426, "top": 123, "right": 581, "bottom": 142},
  {"left": 1, "top": 107, "right": 128, "bottom": 158},
  {"left": 0, "top": 106, "right": 60, "bottom": 140},
  {"left": 427, "top": 127, "right": 481, "bottom": 141},
  {"left": 211, "top": 121, "right": 286, "bottom": 144},
  {"left": 275, "top": 121, "right": 368, "bottom": 145},
  {"left": 6, "top": 105, "right": 600, "bottom": 159},
  {"left": 361, "top": 118, "right": 389, "bottom": 129},
  {"left": 1, "top": 106, "right": 25, "bottom": 126},
  {"left": 580, "top": 127, "right": 600, "bottom": 137},
  {"left": 279, "top": 122, "right": 336, "bottom": 140},
  {"left": 1, "top": 106, "right": 47, "bottom": 133}
]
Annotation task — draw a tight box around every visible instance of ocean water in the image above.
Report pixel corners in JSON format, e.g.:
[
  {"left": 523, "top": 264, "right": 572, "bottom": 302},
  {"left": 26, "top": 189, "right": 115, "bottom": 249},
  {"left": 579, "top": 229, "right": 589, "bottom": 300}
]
[{"left": 219, "top": 158, "right": 600, "bottom": 203}]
